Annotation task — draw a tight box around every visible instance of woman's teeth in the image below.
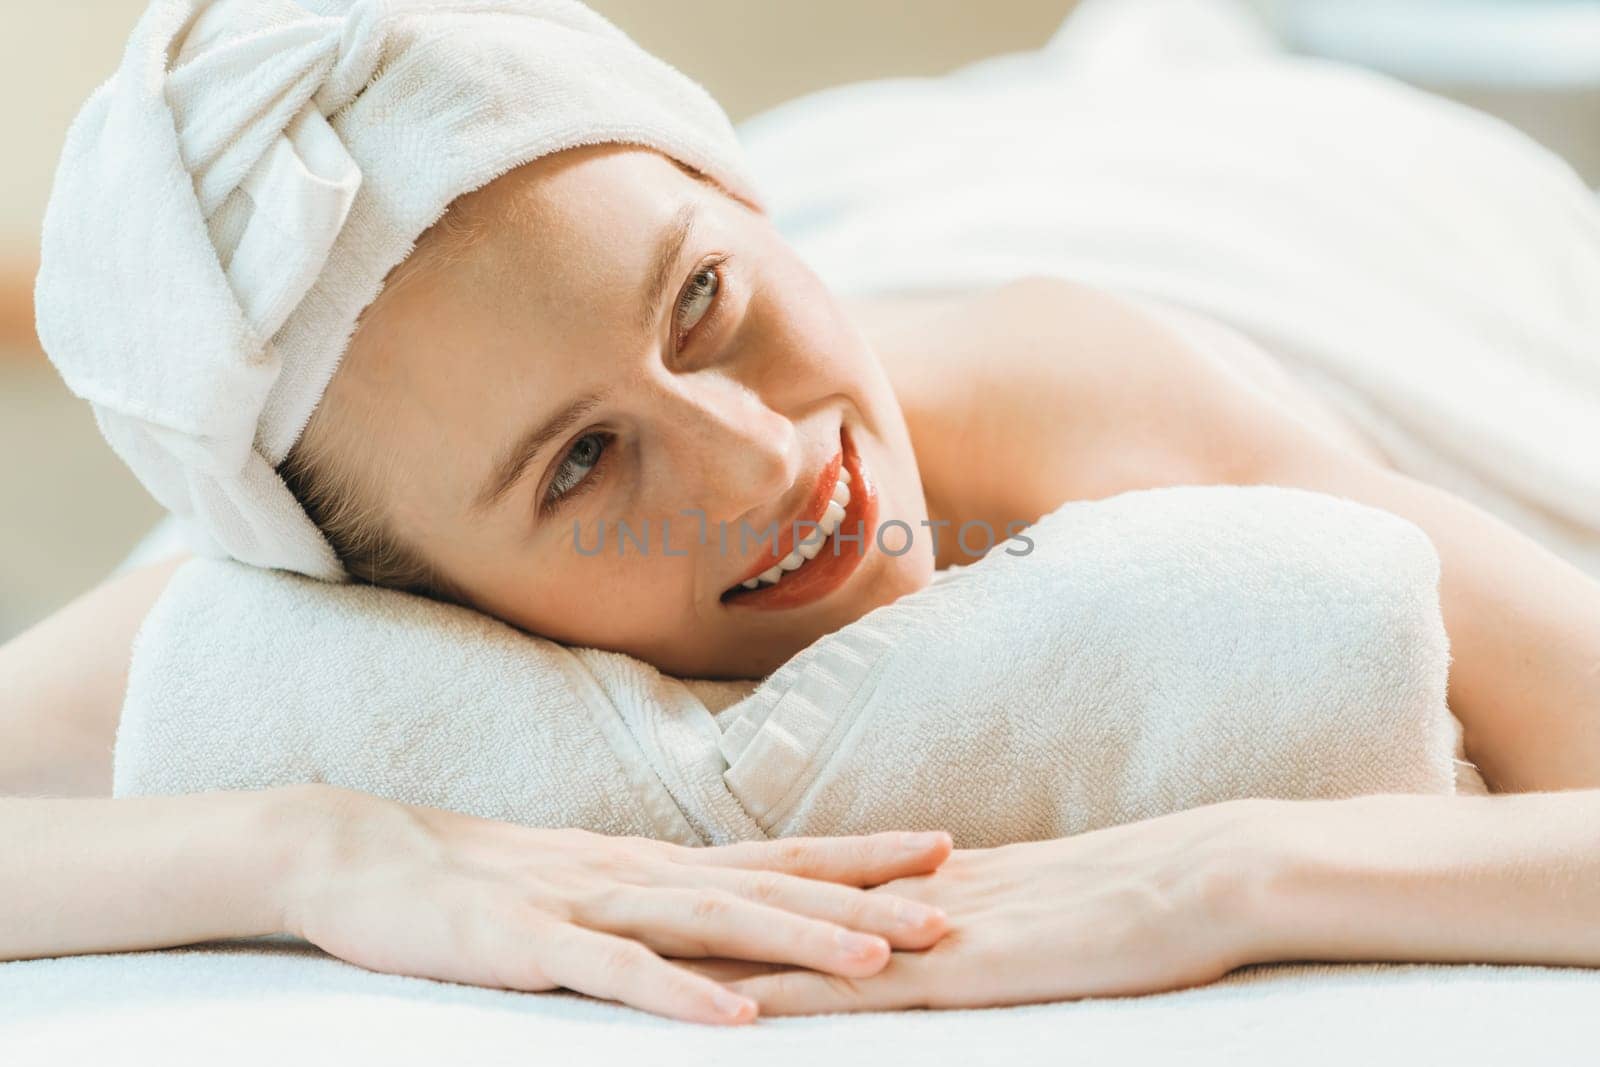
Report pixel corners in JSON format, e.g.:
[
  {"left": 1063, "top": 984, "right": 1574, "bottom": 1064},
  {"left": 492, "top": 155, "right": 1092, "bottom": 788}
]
[{"left": 739, "top": 468, "right": 852, "bottom": 590}]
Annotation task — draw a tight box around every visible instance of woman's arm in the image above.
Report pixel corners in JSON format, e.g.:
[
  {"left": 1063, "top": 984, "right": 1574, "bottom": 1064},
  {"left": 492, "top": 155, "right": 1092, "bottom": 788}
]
[
  {"left": 2, "top": 785, "right": 314, "bottom": 958},
  {"left": 1, "top": 560, "right": 954, "bottom": 1025},
  {"left": 0, "top": 553, "right": 189, "bottom": 797},
  {"left": 1, "top": 782, "right": 953, "bottom": 1024},
  {"left": 1249, "top": 790, "right": 1600, "bottom": 966},
  {"left": 704, "top": 790, "right": 1600, "bottom": 1015},
  {"left": 987, "top": 280, "right": 1600, "bottom": 792},
  {"left": 959, "top": 279, "right": 1600, "bottom": 791},
  {"left": 1218, "top": 390, "right": 1600, "bottom": 793}
]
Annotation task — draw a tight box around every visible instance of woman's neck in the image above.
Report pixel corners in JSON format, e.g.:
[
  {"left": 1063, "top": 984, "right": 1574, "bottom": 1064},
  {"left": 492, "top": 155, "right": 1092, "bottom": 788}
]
[{"left": 847, "top": 291, "right": 1002, "bottom": 572}]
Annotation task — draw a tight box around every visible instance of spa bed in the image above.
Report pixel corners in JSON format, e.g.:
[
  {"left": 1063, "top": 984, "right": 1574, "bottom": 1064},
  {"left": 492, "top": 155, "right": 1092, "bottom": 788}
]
[
  {"left": 9, "top": 3, "right": 1599, "bottom": 1060},
  {"left": 2, "top": 940, "right": 1593, "bottom": 1064}
]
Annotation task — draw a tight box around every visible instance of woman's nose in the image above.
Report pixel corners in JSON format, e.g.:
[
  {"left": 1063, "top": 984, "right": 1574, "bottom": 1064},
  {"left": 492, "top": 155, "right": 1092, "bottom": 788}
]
[{"left": 663, "top": 379, "right": 800, "bottom": 528}]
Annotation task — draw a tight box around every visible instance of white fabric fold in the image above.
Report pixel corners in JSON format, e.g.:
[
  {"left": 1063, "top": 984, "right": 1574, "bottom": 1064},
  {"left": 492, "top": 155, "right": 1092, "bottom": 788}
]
[{"left": 114, "top": 486, "right": 1477, "bottom": 844}]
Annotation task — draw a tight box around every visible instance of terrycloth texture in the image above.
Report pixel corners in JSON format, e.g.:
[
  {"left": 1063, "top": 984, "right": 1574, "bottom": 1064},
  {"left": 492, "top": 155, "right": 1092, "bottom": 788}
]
[
  {"left": 115, "top": 486, "right": 1476, "bottom": 844},
  {"left": 34, "top": 0, "right": 757, "bottom": 580},
  {"left": 3, "top": 942, "right": 1594, "bottom": 1066},
  {"left": 740, "top": 0, "right": 1600, "bottom": 580}
]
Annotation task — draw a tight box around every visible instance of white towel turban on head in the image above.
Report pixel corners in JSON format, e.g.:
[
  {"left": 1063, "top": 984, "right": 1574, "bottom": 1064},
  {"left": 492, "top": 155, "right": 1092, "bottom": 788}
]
[{"left": 35, "top": 0, "right": 760, "bottom": 579}]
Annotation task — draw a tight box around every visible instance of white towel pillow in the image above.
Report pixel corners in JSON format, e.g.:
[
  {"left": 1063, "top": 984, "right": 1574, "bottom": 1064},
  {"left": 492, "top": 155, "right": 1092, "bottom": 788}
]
[{"left": 116, "top": 486, "right": 1477, "bottom": 844}]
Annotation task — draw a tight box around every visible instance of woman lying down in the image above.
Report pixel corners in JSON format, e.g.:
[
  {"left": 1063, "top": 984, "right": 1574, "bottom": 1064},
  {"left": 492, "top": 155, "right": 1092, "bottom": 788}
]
[{"left": 5, "top": 0, "right": 1600, "bottom": 1027}]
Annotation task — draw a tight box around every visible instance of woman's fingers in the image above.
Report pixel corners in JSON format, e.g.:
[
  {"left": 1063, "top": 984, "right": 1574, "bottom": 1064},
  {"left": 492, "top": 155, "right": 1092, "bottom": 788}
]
[
  {"left": 725, "top": 957, "right": 926, "bottom": 1016},
  {"left": 582, "top": 887, "right": 895, "bottom": 977},
  {"left": 528, "top": 918, "right": 758, "bottom": 1026},
  {"left": 673, "top": 957, "right": 788, "bottom": 983},
  {"left": 659, "top": 865, "right": 947, "bottom": 950},
  {"left": 678, "top": 830, "right": 955, "bottom": 886}
]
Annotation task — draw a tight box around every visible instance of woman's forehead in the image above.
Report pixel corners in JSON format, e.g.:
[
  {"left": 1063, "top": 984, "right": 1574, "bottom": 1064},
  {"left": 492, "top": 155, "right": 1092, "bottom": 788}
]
[
  {"left": 327, "top": 143, "right": 739, "bottom": 454},
  {"left": 459, "top": 145, "right": 693, "bottom": 239},
  {"left": 328, "top": 147, "right": 707, "bottom": 465},
  {"left": 430, "top": 150, "right": 699, "bottom": 307}
]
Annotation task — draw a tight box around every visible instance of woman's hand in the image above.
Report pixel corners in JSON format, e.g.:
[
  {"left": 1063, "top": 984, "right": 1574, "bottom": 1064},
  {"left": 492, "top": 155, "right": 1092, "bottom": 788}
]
[
  {"left": 687, "top": 800, "right": 1264, "bottom": 1015},
  {"left": 281, "top": 786, "right": 953, "bottom": 1025}
]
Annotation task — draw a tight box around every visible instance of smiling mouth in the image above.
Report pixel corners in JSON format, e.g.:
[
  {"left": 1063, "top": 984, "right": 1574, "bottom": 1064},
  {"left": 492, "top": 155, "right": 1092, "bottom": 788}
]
[{"left": 719, "top": 425, "right": 877, "bottom": 611}]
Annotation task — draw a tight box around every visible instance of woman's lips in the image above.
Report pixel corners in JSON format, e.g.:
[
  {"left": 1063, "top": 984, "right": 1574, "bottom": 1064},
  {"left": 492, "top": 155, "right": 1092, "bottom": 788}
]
[
  {"left": 720, "top": 426, "right": 877, "bottom": 611},
  {"left": 728, "top": 444, "right": 845, "bottom": 588}
]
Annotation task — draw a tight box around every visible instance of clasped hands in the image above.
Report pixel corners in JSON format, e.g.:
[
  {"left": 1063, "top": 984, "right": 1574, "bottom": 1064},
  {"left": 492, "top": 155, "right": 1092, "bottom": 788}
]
[{"left": 683, "top": 799, "right": 1268, "bottom": 1016}]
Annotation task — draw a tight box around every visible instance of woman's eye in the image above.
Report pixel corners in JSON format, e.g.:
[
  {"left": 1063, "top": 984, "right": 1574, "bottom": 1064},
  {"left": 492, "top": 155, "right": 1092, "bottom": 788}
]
[
  {"left": 673, "top": 262, "right": 721, "bottom": 342},
  {"left": 543, "top": 431, "right": 610, "bottom": 513}
]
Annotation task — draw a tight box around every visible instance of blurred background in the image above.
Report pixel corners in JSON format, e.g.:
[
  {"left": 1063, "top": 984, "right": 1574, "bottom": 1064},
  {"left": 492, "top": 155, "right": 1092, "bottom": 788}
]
[{"left": 3, "top": 0, "right": 1598, "bottom": 640}]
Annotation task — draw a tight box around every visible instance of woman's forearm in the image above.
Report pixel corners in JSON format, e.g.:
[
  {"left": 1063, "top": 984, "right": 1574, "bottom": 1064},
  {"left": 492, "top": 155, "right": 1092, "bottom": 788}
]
[
  {"left": 713, "top": 792, "right": 1600, "bottom": 1016},
  {"left": 0, "top": 786, "right": 326, "bottom": 960},
  {"left": 0, "top": 554, "right": 188, "bottom": 797},
  {"left": 1242, "top": 791, "right": 1600, "bottom": 967}
]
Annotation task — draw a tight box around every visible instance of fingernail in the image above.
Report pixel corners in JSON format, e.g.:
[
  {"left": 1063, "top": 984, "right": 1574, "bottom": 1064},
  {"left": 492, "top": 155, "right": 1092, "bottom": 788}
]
[
  {"left": 900, "top": 831, "right": 945, "bottom": 851},
  {"left": 712, "top": 988, "right": 754, "bottom": 1019},
  {"left": 894, "top": 900, "right": 943, "bottom": 929},
  {"left": 836, "top": 929, "right": 887, "bottom": 957}
]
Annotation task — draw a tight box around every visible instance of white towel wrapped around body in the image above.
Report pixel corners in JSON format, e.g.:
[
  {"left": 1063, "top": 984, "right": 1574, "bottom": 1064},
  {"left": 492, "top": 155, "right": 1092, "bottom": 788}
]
[{"left": 115, "top": 486, "right": 1477, "bottom": 845}]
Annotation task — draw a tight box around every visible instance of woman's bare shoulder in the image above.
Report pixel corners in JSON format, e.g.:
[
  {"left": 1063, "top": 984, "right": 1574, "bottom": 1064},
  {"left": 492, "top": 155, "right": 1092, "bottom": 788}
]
[{"left": 851, "top": 276, "right": 1391, "bottom": 521}]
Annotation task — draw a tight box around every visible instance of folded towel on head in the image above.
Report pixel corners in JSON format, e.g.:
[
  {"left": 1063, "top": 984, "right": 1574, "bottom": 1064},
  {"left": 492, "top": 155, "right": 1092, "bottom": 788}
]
[
  {"left": 34, "top": 0, "right": 757, "bottom": 581},
  {"left": 115, "top": 486, "right": 1481, "bottom": 845}
]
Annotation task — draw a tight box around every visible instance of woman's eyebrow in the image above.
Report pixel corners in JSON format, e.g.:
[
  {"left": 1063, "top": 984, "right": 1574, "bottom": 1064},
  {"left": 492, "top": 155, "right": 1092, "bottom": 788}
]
[
  {"left": 639, "top": 203, "right": 697, "bottom": 332},
  {"left": 472, "top": 390, "right": 608, "bottom": 514}
]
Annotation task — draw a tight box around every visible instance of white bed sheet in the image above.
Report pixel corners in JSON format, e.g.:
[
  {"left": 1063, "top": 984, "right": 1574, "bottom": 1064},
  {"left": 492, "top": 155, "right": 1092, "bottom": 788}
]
[{"left": 1, "top": 940, "right": 1592, "bottom": 1066}]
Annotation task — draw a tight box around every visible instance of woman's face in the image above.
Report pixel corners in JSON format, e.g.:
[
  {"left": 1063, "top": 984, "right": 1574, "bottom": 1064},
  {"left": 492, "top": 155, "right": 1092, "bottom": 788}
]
[{"left": 324, "top": 144, "right": 933, "bottom": 678}]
